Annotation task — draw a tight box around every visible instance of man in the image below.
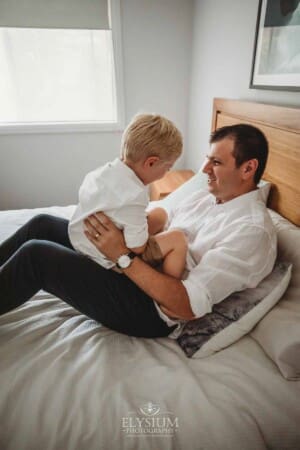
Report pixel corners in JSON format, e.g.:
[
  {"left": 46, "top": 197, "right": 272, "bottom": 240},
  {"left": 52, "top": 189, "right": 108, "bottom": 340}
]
[
  {"left": 0, "top": 124, "right": 276, "bottom": 339},
  {"left": 84, "top": 124, "right": 277, "bottom": 334}
]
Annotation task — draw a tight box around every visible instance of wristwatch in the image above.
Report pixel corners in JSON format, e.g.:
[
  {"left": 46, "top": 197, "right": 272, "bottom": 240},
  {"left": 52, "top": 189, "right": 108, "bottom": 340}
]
[{"left": 116, "top": 251, "right": 136, "bottom": 270}]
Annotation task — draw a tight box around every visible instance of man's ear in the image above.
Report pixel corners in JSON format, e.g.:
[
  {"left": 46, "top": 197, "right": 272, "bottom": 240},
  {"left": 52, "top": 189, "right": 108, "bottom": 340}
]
[
  {"left": 242, "top": 159, "right": 258, "bottom": 179},
  {"left": 144, "top": 156, "right": 160, "bottom": 168}
]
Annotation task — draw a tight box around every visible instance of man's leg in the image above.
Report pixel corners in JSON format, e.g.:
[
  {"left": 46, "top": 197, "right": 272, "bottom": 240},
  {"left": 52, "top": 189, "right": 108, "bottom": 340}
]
[
  {"left": 0, "top": 239, "right": 174, "bottom": 338},
  {"left": 154, "top": 230, "right": 187, "bottom": 279},
  {"left": 0, "top": 214, "right": 73, "bottom": 266},
  {"left": 147, "top": 207, "right": 168, "bottom": 235}
]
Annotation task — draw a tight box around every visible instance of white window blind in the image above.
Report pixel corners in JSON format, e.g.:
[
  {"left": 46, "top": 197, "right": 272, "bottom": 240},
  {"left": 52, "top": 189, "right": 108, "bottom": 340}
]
[
  {"left": 0, "top": 0, "right": 124, "bottom": 132},
  {"left": 0, "top": 0, "right": 110, "bottom": 30}
]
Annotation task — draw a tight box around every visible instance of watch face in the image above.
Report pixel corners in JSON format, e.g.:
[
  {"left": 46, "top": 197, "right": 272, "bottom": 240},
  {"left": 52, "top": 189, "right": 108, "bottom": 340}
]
[{"left": 118, "top": 254, "right": 131, "bottom": 269}]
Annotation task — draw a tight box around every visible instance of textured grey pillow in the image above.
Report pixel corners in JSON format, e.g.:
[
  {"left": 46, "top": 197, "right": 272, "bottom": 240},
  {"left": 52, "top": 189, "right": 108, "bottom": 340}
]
[{"left": 177, "top": 261, "right": 292, "bottom": 358}]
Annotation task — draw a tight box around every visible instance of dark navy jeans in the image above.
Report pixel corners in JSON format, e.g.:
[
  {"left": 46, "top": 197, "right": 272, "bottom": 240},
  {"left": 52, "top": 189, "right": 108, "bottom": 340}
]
[{"left": 0, "top": 214, "right": 175, "bottom": 337}]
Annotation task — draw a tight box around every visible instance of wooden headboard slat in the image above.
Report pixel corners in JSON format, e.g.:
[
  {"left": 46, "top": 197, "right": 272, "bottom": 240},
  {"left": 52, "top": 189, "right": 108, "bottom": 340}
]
[
  {"left": 211, "top": 98, "right": 300, "bottom": 226},
  {"left": 212, "top": 98, "right": 300, "bottom": 133}
]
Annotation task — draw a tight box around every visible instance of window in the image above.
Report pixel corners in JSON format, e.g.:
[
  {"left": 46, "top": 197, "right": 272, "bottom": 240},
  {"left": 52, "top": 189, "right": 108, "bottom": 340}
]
[{"left": 0, "top": 0, "right": 124, "bottom": 133}]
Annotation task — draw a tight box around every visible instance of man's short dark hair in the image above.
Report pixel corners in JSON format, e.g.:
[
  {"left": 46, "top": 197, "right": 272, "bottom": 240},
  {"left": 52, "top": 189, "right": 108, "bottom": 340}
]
[{"left": 209, "top": 124, "right": 269, "bottom": 184}]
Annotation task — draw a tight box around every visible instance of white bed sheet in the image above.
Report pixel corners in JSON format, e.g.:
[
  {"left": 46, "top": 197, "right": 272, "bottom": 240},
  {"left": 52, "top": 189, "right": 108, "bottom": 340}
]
[{"left": 0, "top": 206, "right": 300, "bottom": 450}]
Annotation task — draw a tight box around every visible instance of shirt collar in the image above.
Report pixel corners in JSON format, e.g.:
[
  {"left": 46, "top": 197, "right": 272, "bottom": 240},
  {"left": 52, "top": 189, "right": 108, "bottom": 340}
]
[
  {"left": 113, "top": 158, "right": 145, "bottom": 188},
  {"left": 211, "top": 188, "right": 263, "bottom": 211}
]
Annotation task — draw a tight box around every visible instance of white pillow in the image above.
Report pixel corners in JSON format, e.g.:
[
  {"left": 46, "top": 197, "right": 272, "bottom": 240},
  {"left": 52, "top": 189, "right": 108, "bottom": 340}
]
[
  {"left": 257, "top": 179, "right": 271, "bottom": 202},
  {"left": 150, "top": 172, "right": 271, "bottom": 212},
  {"left": 150, "top": 171, "right": 206, "bottom": 212},
  {"left": 251, "top": 210, "right": 300, "bottom": 380}
]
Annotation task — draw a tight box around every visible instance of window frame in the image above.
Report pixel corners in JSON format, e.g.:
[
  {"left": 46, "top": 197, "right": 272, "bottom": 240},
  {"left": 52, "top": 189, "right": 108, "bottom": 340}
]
[{"left": 0, "top": 0, "right": 125, "bottom": 135}]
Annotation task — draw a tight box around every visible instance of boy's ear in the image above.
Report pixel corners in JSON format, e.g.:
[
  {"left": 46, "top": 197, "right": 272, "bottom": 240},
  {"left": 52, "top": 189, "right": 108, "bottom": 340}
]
[{"left": 144, "top": 156, "right": 160, "bottom": 168}]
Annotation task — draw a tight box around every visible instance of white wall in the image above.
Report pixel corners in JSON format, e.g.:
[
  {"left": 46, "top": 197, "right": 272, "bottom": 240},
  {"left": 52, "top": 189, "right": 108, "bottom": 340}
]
[
  {"left": 2, "top": 0, "right": 300, "bottom": 209},
  {"left": 0, "top": 0, "right": 193, "bottom": 209},
  {"left": 186, "top": 0, "right": 300, "bottom": 171}
]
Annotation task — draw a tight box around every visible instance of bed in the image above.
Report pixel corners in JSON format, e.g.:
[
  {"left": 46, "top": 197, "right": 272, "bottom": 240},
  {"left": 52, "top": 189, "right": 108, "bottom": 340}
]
[{"left": 0, "top": 98, "right": 300, "bottom": 450}]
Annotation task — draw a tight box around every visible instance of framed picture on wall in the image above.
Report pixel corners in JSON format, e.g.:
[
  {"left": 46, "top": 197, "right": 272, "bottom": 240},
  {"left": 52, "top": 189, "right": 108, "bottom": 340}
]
[{"left": 250, "top": 0, "right": 300, "bottom": 91}]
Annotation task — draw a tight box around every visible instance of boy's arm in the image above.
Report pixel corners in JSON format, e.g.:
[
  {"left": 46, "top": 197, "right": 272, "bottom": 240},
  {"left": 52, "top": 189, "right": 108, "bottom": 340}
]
[
  {"left": 125, "top": 207, "right": 168, "bottom": 253},
  {"left": 128, "top": 207, "right": 168, "bottom": 252}
]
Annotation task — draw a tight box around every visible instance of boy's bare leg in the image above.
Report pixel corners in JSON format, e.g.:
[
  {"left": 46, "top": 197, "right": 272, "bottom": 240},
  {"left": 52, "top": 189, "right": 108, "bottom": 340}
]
[
  {"left": 154, "top": 229, "right": 187, "bottom": 279},
  {"left": 147, "top": 208, "right": 168, "bottom": 235}
]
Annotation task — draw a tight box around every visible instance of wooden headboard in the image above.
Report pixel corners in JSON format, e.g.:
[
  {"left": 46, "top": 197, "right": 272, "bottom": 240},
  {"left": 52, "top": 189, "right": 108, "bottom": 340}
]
[{"left": 211, "top": 98, "right": 300, "bottom": 226}]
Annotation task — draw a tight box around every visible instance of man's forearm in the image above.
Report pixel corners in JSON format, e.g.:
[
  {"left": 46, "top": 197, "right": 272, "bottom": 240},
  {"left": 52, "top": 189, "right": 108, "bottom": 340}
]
[{"left": 123, "top": 256, "right": 195, "bottom": 320}]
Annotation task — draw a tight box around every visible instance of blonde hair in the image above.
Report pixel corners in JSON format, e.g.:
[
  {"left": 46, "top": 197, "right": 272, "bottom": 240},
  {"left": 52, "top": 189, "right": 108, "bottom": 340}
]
[{"left": 121, "top": 114, "right": 183, "bottom": 163}]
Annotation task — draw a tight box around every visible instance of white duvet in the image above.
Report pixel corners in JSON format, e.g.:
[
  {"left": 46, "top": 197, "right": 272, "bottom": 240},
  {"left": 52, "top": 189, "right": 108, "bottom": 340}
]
[{"left": 0, "top": 206, "right": 300, "bottom": 450}]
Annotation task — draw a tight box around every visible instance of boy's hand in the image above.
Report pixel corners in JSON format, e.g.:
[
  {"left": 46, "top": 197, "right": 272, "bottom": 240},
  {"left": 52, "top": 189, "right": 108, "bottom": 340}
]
[{"left": 84, "top": 212, "right": 128, "bottom": 262}]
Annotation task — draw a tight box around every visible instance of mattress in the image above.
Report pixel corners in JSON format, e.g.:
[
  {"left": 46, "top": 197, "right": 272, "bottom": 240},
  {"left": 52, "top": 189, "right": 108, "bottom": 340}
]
[{"left": 0, "top": 206, "right": 300, "bottom": 450}]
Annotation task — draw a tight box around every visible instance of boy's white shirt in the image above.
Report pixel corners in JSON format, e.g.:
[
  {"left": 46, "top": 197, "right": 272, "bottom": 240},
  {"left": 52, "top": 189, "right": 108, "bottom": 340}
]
[{"left": 68, "top": 158, "right": 149, "bottom": 268}]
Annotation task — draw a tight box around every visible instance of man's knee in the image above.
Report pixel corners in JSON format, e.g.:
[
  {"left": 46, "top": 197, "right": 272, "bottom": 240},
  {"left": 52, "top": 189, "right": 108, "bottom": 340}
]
[
  {"left": 19, "top": 240, "right": 62, "bottom": 285},
  {"left": 168, "top": 229, "right": 187, "bottom": 251},
  {"left": 20, "top": 239, "right": 50, "bottom": 265},
  {"left": 29, "top": 213, "right": 53, "bottom": 229}
]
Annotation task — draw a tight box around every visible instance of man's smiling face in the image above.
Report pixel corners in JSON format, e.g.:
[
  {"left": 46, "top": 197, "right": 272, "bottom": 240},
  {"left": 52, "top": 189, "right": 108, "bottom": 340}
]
[{"left": 201, "top": 137, "right": 247, "bottom": 203}]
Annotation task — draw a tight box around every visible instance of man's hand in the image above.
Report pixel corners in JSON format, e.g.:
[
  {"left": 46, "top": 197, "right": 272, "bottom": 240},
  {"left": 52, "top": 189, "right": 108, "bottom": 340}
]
[{"left": 84, "top": 212, "right": 128, "bottom": 262}]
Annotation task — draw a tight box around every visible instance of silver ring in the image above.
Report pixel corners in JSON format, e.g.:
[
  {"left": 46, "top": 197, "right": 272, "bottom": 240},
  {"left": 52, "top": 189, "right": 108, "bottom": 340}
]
[{"left": 95, "top": 233, "right": 100, "bottom": 238}]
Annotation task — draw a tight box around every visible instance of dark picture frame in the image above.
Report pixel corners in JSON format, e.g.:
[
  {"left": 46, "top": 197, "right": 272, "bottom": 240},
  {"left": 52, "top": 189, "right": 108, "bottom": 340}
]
[{"left": 250, "top": 0, "right": 300, "bottom": 91}]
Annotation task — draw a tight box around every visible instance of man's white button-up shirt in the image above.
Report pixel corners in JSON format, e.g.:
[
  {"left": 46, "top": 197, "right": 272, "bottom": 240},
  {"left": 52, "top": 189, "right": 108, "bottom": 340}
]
[{"left": 155, "top": 188, "right": 277, "bottom": 330}]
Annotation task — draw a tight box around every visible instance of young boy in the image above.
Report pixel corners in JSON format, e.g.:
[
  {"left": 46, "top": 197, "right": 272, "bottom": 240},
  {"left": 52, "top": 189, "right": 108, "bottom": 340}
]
[{"left": 68, "top": 113, "right": 187, "bottom": 279}]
